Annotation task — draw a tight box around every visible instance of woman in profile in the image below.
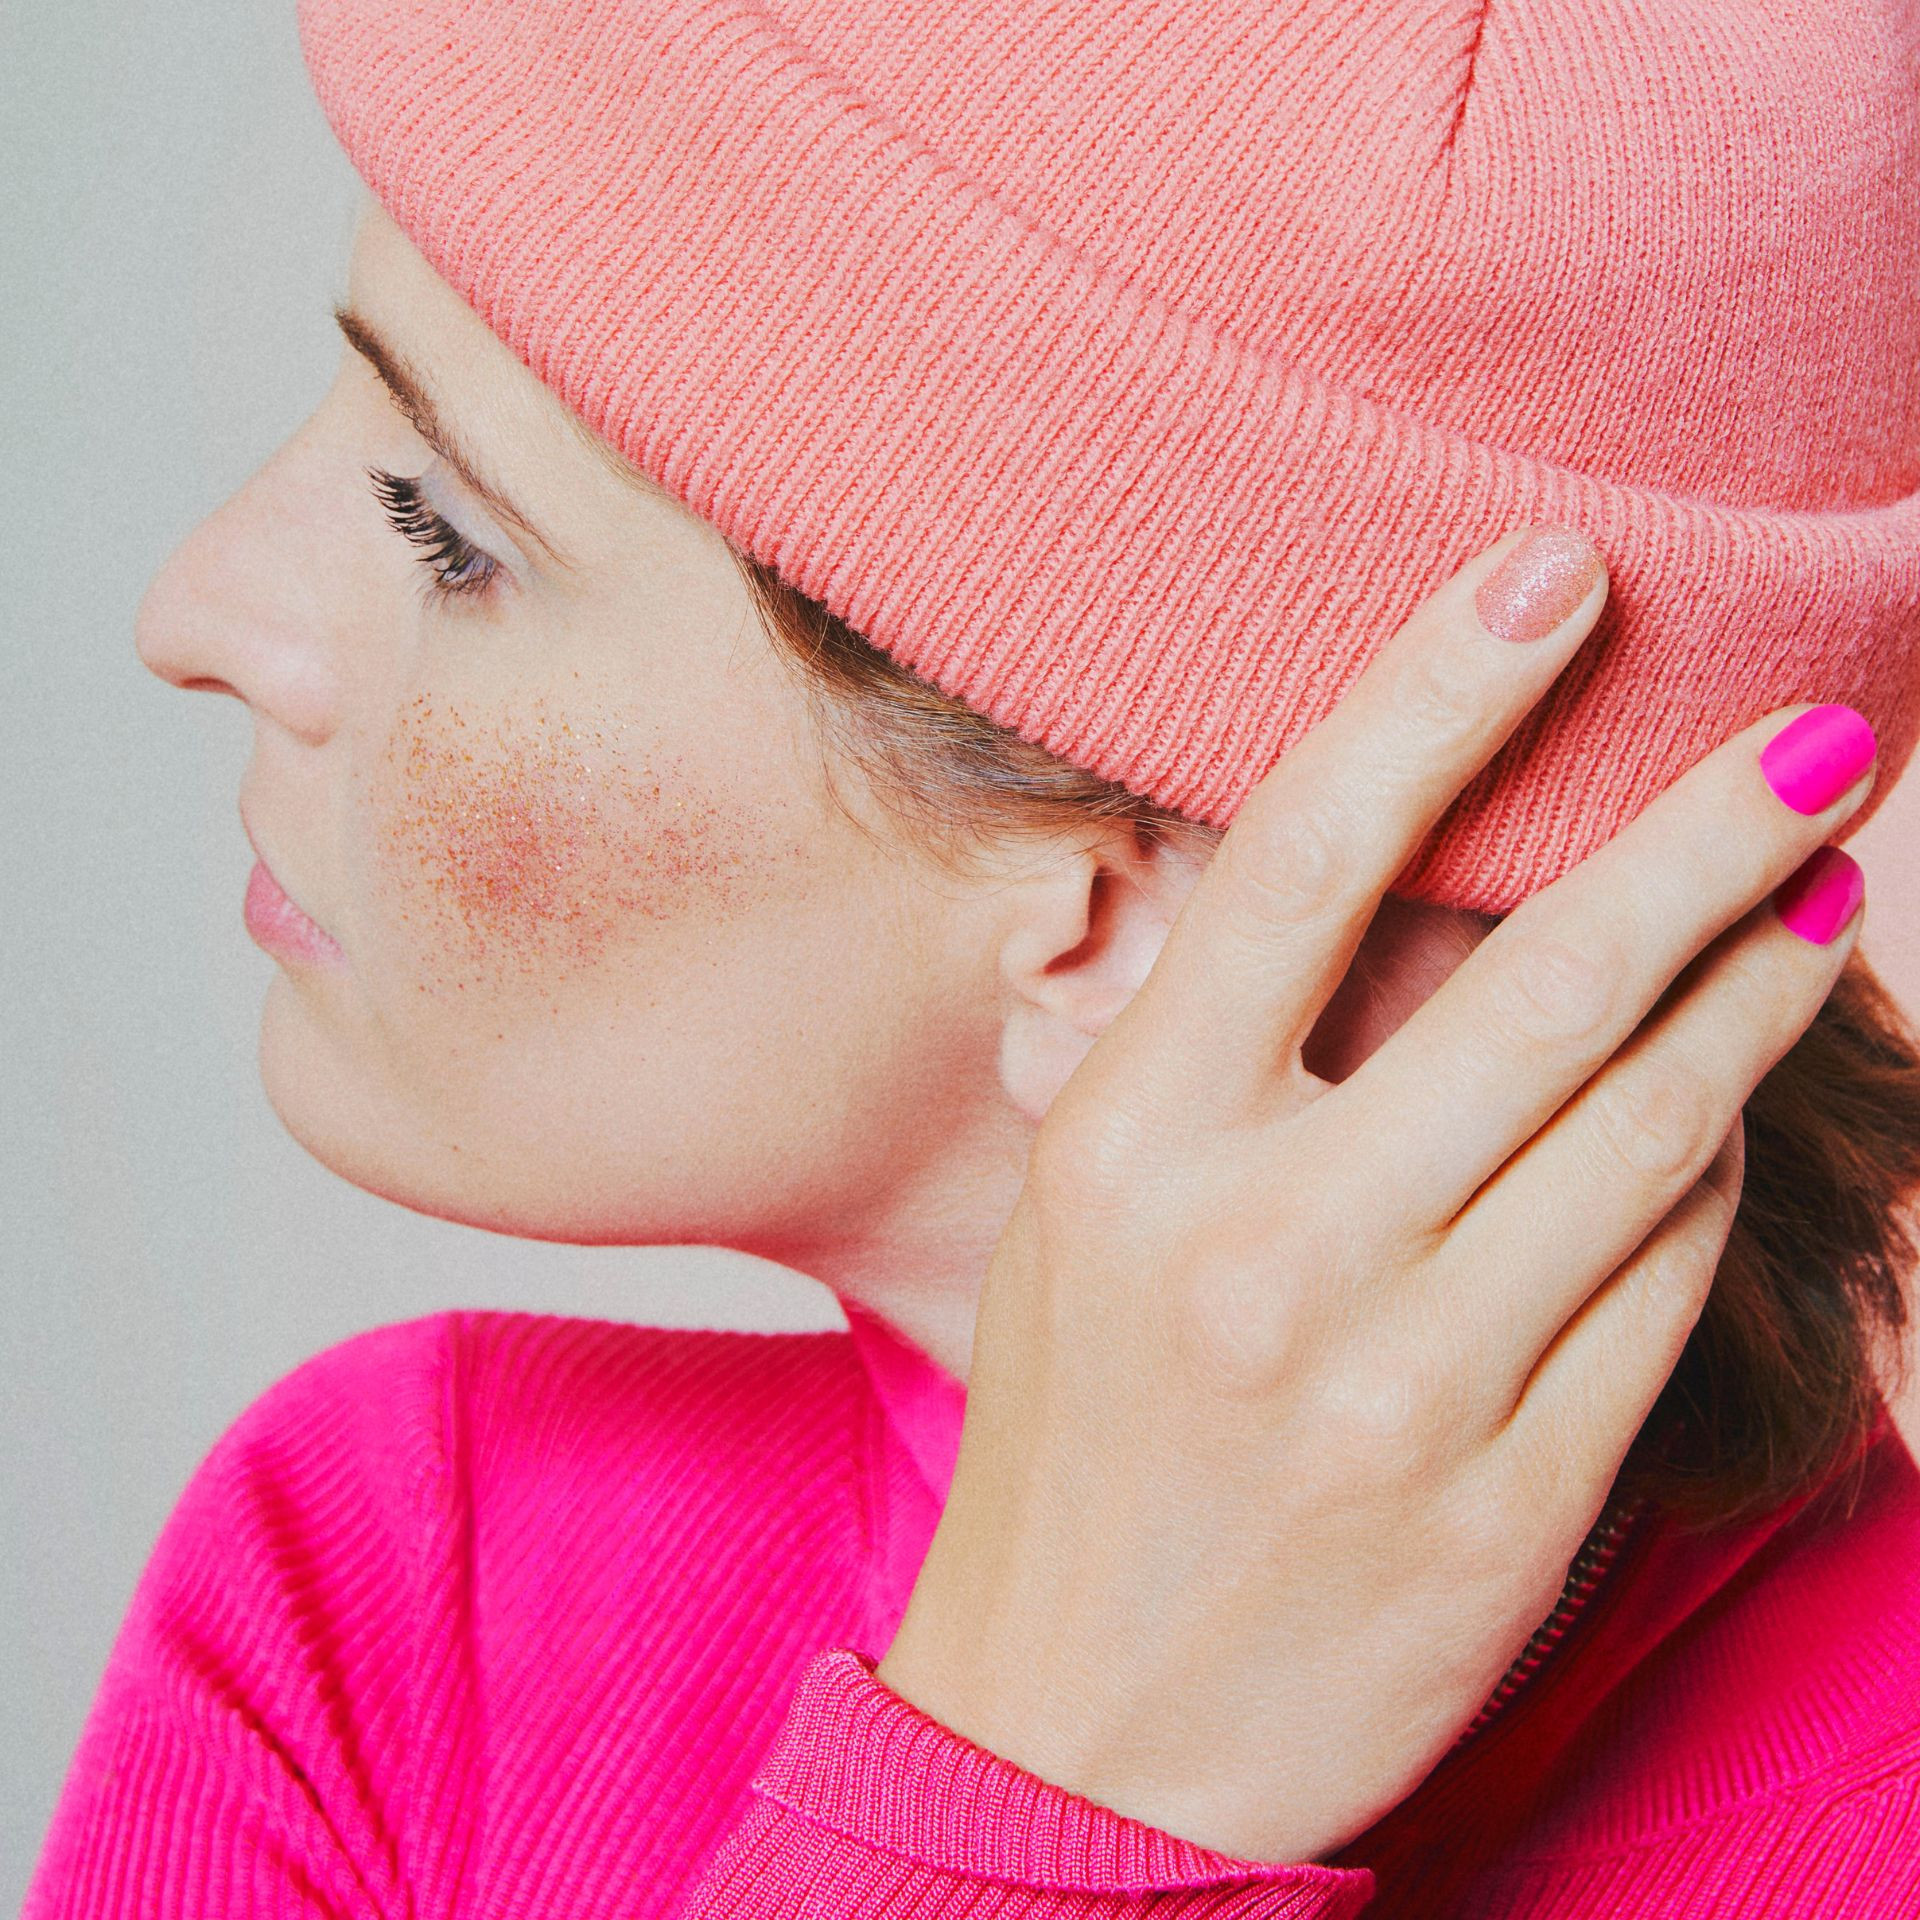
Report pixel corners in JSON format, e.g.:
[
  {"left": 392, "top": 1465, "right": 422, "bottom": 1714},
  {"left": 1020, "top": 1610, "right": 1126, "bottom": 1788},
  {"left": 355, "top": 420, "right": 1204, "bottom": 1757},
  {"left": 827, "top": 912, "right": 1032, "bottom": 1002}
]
[{"left": 27, "top": 0, "right": 1920, "bottom": 1914}]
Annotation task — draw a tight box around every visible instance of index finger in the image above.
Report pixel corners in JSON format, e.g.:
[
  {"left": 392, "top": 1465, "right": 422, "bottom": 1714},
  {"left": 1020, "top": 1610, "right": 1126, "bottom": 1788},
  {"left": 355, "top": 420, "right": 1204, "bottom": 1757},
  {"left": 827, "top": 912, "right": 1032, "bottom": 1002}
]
[{"left": 1110, "top": 526, "right": 1609, "bottom": 1123}]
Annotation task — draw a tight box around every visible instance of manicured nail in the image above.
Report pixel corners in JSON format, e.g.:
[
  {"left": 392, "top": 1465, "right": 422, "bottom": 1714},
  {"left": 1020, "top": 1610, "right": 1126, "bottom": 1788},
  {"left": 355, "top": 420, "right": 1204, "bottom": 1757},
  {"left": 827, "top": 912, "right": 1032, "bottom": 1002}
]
[
  {"left": 1773, "top": 845, "right": 1865, "bottom": 946},
  {"left": 1758, "top": 705, "right": 1877, "bottom": 815},
  {"left": 1474, "top": 527, "right": 1605, "bottom": 643}
]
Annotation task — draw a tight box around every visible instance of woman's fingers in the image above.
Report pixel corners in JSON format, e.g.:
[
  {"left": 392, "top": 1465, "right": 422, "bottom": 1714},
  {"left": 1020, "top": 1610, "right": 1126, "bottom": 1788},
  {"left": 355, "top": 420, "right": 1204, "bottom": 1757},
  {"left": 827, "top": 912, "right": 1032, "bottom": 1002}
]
[
  {"left": 1500, "top": 1114, "right": 1747, "bottom": 1499},
  {"left": 1425, "top": 868, "right": 1861, "bottom": 1415},
  {"left": 1341, "top": 702, "right": 1877, "bottom": 1244},
  {"left": 1108, "top": 527, "right": 1608, "bottom": 1122}
]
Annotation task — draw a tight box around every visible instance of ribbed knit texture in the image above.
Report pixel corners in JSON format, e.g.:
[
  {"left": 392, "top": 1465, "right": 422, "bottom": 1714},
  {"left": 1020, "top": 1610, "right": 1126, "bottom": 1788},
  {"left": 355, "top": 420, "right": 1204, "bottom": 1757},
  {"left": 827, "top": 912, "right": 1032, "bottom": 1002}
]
[
  {"left": 292, "top": 0, "right": 1920, "bottom": 912},
  {"left": 24, "top": 1307, "right": 1920, "bottom": 1917}
]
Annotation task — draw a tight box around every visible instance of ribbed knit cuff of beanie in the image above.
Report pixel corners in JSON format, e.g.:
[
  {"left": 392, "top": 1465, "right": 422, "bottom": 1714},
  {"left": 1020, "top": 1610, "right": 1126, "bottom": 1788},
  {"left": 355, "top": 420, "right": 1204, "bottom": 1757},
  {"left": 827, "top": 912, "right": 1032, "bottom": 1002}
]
[{"left": 297, "top": 0, "right": 1920, "bottom": 913}]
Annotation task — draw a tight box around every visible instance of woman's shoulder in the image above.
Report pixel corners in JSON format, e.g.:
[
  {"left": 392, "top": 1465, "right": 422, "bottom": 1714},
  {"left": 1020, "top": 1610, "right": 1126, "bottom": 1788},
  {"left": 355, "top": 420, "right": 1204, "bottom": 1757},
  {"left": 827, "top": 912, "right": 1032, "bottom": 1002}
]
[
  {"left": 29, "top": 1313, "right": 879, "bottom": 1917},
  {"left": 110, "top": 1309, "right": 874, "bottom": 1710},
  {"left": 186, "top": 1307, "right": 871, "bottom": 1543},
  {"left": 92, "top": 1314, "right": 868, "bottom": 1799}
]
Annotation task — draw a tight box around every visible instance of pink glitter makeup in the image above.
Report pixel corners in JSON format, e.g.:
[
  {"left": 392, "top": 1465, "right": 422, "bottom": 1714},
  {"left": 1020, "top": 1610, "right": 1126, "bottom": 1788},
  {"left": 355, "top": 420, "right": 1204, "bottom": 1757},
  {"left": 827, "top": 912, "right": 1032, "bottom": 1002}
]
[{"left": 371, "top": 692, "right": 782, "bottom": 996}]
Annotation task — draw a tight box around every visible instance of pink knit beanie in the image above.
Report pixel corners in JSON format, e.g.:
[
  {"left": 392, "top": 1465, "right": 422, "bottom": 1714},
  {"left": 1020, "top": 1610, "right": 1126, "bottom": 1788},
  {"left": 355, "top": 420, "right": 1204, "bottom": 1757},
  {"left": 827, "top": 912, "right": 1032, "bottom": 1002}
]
[{"left": 296, "top": 0, "right": 1920, "bottom": 913}]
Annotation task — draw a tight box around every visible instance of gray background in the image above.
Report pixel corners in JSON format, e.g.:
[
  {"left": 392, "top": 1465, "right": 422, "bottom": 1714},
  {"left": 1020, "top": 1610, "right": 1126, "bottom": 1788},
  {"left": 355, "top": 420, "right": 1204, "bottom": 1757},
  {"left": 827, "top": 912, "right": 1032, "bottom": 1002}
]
[
  {"left": 2, "top": 8, "right": 843, "bottom": 1906},
  {"left": 6, "top": 5, "right": 1919, "bottom": 1911}
]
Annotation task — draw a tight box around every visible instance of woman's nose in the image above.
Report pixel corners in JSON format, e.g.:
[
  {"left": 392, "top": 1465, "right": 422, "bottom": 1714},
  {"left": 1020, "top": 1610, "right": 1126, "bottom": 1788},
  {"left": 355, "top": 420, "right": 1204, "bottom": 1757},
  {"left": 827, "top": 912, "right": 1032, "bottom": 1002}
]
[{"left": 134, "top": 446, "right": 345, "bottom": 746}]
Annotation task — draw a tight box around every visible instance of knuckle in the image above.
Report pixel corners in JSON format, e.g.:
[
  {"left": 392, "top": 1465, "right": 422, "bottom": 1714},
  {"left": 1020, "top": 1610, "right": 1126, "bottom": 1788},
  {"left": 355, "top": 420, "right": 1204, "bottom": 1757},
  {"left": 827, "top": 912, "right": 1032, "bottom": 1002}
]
[
  {"left": 1026, "top": 1095, "right": 1152, "bottom": 1222},
  {"left": 1222, "top": 799, "right": 1344, "bottom": 925},
  {"left": 1633, "top": 1232, "right": 1720, "bottom": 1320},
  {"left": 1313, "top": 1354, "right": 1451, "bottom": 1479},
  {"left": 1588, "top": 1057, "right": 1720, "bottom": 1183},
  {"left": 1617, "top": 1236, "right": 1719, "bottom": 1359},
  {"left": 1489, "top": 930, "right": 1621, "bottom": 1046},
  {"left": 1385, "top": 639, "right": 1492, "bottom": 745},
  {"left": 1173, "top": 1241, "right": 1307, "bottom": 1400}
]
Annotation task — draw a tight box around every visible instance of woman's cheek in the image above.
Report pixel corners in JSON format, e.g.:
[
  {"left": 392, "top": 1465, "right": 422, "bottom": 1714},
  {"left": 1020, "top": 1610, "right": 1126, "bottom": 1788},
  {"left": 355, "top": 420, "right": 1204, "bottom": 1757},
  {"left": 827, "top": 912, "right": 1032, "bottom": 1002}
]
[{"left": 362, "top": 691, "right": 792, "bottom": 1000}]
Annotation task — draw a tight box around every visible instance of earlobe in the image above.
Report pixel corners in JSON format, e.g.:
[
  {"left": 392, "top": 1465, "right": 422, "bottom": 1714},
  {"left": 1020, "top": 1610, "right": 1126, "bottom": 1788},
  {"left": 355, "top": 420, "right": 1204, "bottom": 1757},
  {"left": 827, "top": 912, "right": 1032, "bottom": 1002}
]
[{"left": 998, "top": 1000, "right": 1103, "bottom": 1124}]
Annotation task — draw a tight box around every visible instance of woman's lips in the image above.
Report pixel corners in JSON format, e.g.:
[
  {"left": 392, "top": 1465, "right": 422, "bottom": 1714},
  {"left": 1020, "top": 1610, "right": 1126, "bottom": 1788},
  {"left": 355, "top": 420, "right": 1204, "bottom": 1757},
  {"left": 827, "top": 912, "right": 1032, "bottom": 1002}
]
[{"left": 243, "top": 854, "right": 346, "bottom": 968}]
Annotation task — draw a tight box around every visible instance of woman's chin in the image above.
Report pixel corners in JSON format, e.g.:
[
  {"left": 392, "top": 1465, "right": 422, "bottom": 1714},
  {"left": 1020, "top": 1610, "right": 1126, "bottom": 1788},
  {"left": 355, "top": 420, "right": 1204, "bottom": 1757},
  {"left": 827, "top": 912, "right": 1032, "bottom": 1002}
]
[
  {"left": 254, "top": 969, "right": 494, "bottom": 1233},
  {"left": 253, "top": 971, "right": 670, "bottom": 1246}
]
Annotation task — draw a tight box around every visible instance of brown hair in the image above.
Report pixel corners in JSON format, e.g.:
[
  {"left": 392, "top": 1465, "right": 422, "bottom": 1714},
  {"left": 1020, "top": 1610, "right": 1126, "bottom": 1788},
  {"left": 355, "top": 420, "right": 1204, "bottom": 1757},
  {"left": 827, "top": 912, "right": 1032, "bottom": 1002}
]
[{"left": 735, "top": 549, "right": 1920, "bottom": 1528}]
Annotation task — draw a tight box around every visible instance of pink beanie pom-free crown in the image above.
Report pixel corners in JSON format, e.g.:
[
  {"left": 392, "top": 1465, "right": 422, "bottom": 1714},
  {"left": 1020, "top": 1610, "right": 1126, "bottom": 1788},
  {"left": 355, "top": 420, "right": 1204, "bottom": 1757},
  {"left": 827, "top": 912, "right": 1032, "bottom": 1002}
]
[{"left": 296, "top": 0, "right": 1920, "bottom": 913}]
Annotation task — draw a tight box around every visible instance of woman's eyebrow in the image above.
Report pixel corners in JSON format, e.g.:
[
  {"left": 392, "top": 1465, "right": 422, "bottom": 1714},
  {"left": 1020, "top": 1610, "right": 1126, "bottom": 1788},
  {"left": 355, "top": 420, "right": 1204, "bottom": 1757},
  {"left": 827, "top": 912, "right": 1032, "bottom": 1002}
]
[{"left": 331, "top": 303, "right": 571, "bottom": 569}]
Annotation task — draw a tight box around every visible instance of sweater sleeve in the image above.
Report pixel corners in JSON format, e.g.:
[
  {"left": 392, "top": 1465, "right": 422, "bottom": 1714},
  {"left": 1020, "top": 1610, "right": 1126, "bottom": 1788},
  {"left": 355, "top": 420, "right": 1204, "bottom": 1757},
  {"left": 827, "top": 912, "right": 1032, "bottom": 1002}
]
[
  {"left": 22, "top": 1317, "right": 462, "bottom": 1920},
  {"left": 675, "top": 1644, "right": 1375, "bottom": 1918}
]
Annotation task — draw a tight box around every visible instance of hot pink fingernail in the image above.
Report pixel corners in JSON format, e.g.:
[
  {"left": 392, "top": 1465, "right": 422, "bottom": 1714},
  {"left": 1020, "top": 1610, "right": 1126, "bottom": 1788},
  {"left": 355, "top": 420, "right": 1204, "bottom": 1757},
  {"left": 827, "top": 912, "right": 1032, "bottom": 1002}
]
[
  {"left": 1773, "top": 845, "right": 1865, "bottom": 946},
  {"left": 1758, "top": 705, "right": 1877, "bottom": 814}
]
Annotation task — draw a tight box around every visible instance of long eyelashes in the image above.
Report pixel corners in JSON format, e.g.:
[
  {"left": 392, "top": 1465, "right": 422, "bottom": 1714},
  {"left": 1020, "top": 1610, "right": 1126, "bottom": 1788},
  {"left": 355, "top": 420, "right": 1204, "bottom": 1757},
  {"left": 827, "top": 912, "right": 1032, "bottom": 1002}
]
[{"left": 366, "top": 465, "right": 500, "bottom": 600}]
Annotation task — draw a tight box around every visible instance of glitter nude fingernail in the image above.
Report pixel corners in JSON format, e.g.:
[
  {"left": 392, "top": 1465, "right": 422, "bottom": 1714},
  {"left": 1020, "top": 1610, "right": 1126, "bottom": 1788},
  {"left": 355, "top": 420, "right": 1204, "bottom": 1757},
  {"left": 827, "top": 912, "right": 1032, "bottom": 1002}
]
[{"left": 1475, "top": 528, "right": 1605, "bottom": 644}]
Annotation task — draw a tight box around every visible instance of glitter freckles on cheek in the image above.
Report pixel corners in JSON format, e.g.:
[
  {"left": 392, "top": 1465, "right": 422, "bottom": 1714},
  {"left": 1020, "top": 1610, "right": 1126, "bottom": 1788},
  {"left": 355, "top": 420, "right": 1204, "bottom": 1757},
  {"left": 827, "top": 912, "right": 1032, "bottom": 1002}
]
[{"left": 371, "top": 692, "right": 783, "bottom": 995}]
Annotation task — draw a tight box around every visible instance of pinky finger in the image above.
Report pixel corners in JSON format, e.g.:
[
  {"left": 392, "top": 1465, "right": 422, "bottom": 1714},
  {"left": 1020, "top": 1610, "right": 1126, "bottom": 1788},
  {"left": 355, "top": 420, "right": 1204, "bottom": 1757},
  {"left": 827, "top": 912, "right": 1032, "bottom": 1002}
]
[{"left": 1502, "top": 1114, "right": 1746, "bottom": 1503}]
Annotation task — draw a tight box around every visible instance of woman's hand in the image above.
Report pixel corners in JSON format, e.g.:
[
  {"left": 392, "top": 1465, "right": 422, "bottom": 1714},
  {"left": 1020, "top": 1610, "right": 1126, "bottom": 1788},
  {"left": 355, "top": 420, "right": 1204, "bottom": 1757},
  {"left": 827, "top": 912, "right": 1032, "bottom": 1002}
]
[{"left": 873, "top": 526, "right": 1876, "bottom": 1865}]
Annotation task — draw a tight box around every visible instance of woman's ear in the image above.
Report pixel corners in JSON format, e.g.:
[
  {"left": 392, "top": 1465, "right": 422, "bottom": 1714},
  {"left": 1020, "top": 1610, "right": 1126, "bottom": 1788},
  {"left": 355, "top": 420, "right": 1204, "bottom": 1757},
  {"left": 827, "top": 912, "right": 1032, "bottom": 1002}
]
[
  {"left": 993, "top": 822, "right": 1501, "bottom": 1124},
  {"left": 994, "top": 824, "right": 1211, "bottom": 1124}
]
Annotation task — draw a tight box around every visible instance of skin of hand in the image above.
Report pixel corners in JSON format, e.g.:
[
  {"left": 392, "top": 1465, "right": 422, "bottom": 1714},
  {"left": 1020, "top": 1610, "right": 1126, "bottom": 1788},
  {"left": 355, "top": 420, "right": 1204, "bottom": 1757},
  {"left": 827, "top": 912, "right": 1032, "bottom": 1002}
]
[{"left": 875, "top": 528, "right": 1876, "bottom": 1864}]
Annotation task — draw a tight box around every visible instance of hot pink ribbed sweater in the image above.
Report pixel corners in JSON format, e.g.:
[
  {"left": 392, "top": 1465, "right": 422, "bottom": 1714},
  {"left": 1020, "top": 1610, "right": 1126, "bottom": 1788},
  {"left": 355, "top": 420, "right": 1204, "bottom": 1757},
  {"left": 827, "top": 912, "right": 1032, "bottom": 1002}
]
[{"left": 25, "top": 1306, "right": 1920, "bottom": 1916}]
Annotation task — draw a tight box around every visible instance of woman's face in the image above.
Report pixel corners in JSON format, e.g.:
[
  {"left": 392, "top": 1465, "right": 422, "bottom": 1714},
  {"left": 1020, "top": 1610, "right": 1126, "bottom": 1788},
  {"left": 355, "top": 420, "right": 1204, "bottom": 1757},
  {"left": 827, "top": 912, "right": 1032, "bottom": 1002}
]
[
  {"left": 137, "top": 197, "right": 1491, "bottom": 1364},
  {"left": 135, "top": 200, "right": 1036, "bottom": 1294}
]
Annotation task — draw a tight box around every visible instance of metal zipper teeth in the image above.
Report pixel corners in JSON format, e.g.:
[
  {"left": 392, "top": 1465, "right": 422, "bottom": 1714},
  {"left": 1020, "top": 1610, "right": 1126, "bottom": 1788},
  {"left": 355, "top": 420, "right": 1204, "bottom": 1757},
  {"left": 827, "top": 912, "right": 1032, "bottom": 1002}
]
[{"left": 1453, "top": 1495, "right": 1647, "bottom": 1748}]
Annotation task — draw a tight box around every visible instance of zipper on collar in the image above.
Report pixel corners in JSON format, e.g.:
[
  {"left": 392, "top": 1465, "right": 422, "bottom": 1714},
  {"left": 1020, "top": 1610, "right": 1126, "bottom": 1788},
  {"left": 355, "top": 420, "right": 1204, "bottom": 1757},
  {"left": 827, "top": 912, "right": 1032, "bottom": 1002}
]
[{"left": 1453, "top": 1494, "right": 1648, "bottom": 1748}]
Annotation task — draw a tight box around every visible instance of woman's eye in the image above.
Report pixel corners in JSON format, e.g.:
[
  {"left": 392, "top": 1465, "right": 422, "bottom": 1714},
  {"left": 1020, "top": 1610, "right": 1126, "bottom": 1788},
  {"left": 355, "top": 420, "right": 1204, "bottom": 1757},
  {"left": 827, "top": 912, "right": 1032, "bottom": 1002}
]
[{"left": 366, "top": 465, "right": 501, "bottom": 601}]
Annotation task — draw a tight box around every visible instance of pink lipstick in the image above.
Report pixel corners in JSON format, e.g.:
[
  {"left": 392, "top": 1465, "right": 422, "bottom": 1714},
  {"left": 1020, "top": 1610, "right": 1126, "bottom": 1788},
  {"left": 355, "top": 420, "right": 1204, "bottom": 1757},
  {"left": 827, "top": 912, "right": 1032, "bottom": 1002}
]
[{"left": 244, "top": 854, "right": 346, "bottom": 968}]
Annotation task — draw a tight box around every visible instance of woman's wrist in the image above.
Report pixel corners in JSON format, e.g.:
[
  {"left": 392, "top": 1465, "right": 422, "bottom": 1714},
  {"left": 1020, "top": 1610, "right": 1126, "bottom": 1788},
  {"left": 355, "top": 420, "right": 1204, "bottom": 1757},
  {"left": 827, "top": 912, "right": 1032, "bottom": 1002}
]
[{"left": 875, "top": 1613, "right": 1325, "bottom": 1866}]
